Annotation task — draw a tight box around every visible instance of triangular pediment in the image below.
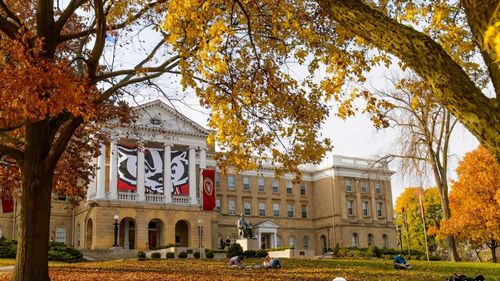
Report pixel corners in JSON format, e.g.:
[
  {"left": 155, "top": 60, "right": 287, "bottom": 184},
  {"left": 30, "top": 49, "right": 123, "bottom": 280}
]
[
  {"left": 255, "top": 220, "right": 279, "bottom": 229},
  {"left": 129, "top": 100, "right": 210, "bottom": 136}
]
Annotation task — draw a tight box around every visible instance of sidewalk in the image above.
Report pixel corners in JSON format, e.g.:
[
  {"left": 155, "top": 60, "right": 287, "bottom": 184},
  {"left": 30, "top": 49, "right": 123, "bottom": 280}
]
[{"left": 0, "top": 265, "right": 14, "bottom": 272}]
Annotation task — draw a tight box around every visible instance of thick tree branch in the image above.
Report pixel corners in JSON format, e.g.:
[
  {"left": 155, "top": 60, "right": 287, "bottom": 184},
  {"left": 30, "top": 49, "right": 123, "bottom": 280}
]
[
  {"left": 0, "top": 0, "right": 21, "bottom": 25},
  {"left": 87, "top": 0, "right": 106, "bottom": 79},
  {"left": 43, "top": 116, "right": 83, "bottom": 173},
  {"left": 54, "top": 0, "right": 88, "bottom": 37},
  {"left": 317, "top": 0, "right": 500, "bottom": 160},
  {"left": 0, "top": 144, "right": 23, "bottom": 164},
  {"left": 461, "top": 0, "right": 500, "bottom": 95},
  {"left": 0, "top": 15, "right": 19, "bottom": 39},
  {"left": 58, "top": 1, "right": 160, "bottom": 42}
]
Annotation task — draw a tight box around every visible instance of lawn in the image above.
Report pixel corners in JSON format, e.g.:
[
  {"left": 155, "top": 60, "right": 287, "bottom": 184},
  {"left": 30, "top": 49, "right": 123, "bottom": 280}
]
[{"left": 0, "top": 258, "right": 498, "bottom": 281}]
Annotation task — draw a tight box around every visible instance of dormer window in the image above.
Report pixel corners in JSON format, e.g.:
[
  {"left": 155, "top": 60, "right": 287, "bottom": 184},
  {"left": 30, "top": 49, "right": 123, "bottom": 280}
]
[{"left": 150, "top": 118, "right": 161, "bottom": 125}]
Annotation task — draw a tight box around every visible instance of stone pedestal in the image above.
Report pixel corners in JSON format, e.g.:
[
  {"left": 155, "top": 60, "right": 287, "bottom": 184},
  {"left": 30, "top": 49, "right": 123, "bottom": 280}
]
[{"left": 236, "top": 238, "right": 259, "bottom": 251}]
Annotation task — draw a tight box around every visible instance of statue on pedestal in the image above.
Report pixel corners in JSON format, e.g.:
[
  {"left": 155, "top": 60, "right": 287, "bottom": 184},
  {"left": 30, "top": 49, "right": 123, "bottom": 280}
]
[{"left": 237, "top": 214, "right": 253, "bottom": 239}]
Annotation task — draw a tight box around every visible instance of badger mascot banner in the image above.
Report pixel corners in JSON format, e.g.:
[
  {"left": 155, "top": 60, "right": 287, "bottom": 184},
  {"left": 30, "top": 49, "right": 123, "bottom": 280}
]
[
  {"left": 171, "top": 150, "right": 189, "bottom": 195},
  {"left": 117, "top": 145, "right": 138, "bottom": 192},
  {"left": 144, "top": 148, "right": 164, "bottom": 194}
]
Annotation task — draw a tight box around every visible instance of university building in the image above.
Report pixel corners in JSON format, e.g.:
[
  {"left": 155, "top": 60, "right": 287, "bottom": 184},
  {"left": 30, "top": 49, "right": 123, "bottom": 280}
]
[{"left": 0, "top": 100, "right": 396, "bottom": 255}]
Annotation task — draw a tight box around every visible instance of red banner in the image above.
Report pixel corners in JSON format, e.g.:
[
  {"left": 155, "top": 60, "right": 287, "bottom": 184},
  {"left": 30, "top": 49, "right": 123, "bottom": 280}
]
[
  {"left": 1, "top": 187, "right": 13, "bottom": 213},
  {"left": 202, "top": 169, "right": 216, "bottom": 211}
]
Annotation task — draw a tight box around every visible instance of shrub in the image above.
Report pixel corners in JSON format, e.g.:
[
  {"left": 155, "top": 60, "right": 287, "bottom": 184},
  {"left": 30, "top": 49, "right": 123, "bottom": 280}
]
[
  {"left": 331, "top": 245, "right": 340, "bottom": 257},
  {"left": 151, "top": 252, "right": 161, "bottom": 259},
  {"left": 226, "top": 243, "right": 243, "bottom": 258},
  {"left": 178, "top": 251, "right": 187, "bottom": 259},
  {"left": 347, "top": 249, "right": 364, "bottom": 258},
  {"left": 48, "top": 242, "right": 83, "bottom": 263},
  {"left": 166, "top": 252, "right": 175, "bottom": 259},
  {"left": 243, "top": 250, "right": 256, "bottom": 258},
  {"left": 255, "top": 249, "right": 268, "bottom": 258},
  {"left": 193, "top": 251, "right": 201, "bottom": 259},
  {"left": 0, "top": 238, "right": 17, "bottom": 258},
  {"left": 366, "top": 246, "right": 381, "bottom": 258},
  {"left": 206, "top": 250, "right": 214, "bottom": 259},
  {"left": 429, "top": 255, "right": 441, "bottom": 261},
  {"left": 337, "top": 247, "right": 350, "bottom": 258},
  {"left": 137, "top": 251, "right": 146, "bottom": 260}
]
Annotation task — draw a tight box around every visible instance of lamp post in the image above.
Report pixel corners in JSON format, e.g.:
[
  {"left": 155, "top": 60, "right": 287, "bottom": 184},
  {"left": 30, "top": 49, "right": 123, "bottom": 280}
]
[
  {"left": 395, "top": 224, "right": 403, "bottom": 254},
  {"left": 197, "top": 218, "right": 203, "bottom": 248},
  {"left": 113, "top": 214, "right": 119, "bottom": 247}
]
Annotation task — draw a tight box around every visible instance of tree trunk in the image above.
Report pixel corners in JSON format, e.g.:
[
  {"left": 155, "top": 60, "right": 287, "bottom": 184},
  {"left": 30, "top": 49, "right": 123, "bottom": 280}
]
[
  {"left": 490, "top": 240, "right": 498, "bottom": 263},
  {"left": 12, "top": 121, "right": 55, "bottom": 281},
  {"left": 439, "top": 183, "right": 460, "bottom": 262}
]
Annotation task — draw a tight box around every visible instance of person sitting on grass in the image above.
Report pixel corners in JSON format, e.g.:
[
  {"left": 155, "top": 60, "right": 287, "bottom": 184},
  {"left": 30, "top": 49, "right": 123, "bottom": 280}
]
[
  {"left": 393, "top": 255, "right": 412, "bottom": 269},
  {"left": 262, "top": 255, "right": 281, "bottom": 269},
  {"left": 228, "top": 255, "right": 244, "bottom": 268}
]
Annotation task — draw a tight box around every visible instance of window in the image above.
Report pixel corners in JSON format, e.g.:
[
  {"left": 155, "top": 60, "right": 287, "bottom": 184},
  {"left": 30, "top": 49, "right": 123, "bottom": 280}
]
[
  {"left": 320, "top": 235, "right": 327, "bottom": 253},
  {"left": 272, "top": 179, "right": 279, "bottom": 193},
  {"left": 382, "top": 234, "right": 389, "bottom": 249},
  {"left": 259, "top": 202, "right": 266, "bottom": 216},
  {"left": 258, "top": 177, "right": 265, "bottom": 192},
  {"left": 362, "top": 201, "right": 369, "bottom": 217},
  {"left": 228, "top": 200, "right": 236, "bottom": 215},
  {"left": 288, "top": 237, "right": 296, "bottom": 247},
  {"left": 215, "top": 198, "right": 221, "bottom": 212},
  {"left": 352, "top": 233, "right": 359, "bottom": 247},
  {"left": 300, "top": 182, "right": 306, "bottom": 195},
  {"left": 277, "top": 236, "right": 282, "bottom": 247},
  {"left": 55, "top": 227, "right": 66, "bottom": 243},
  {"left": 345, "top": 178, "right": 353, "bottom": 192},
  {"left": 347, "top": 200, "right": 354, "bottom": 216},
  {"left": 287, "top": 203, "right": 294, "bottom": 218},
  {"left": 227, "top": 175, "right": 235, "bottom": 190},
  {"left": 286, "top": 181, "right": 292, "bottom": 194},
  {"left": 215, "top": 172, "right": 221, "bottom": 190},
  {"left": 375, "top": 182, "right": 382, "bottom": 194},
  {"left": 303, "top": 236, "right": 309, "bottom": 249},
  {"left": 244, "top": 201, "right": 251, "bottom": 216},
  {"left": 273, "top": 203, "right": 280, "bottom": 217},
  {"left": 301, "top": 205, "right": 308, "bottom": 218},
  {"left": 243, "top": 176, "right": 250, "bottom": 191},
  {"left": 368, "top": 233, "right": 374, "bottom": 246},
  {"left": 360, "top": 180, "right": 368, "bottom": 193},
  {"left": 377, "top": 202, "right": 383, "bottom": 217}
]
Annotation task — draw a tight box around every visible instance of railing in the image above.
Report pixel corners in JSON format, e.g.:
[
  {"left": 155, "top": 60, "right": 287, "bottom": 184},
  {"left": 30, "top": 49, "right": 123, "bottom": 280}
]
[
  {"left": 348, "top": 217, "right": 358, "bottom": 223},
  {"left": 118, "top": 192, "right": 139, "bottom": 201},
  {"left": 379, "top": 218, "right": 387, "bottom": 223},
  {"left": 172, "top": 195, "right": 191, "bottom": 205},
  {"left": 145, "top": 194, "right": 165, "bottom": 204}
]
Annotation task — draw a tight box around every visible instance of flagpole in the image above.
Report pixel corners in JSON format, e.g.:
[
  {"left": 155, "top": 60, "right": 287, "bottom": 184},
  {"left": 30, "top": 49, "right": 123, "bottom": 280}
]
[{"left": 417, "top": 188, "right": 430, "bottom": 261}]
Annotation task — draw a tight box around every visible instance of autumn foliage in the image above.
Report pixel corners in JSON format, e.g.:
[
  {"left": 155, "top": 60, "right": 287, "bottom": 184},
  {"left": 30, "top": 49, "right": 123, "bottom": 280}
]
[{"left": 440, "top": 146, "right": 500, "bottom": 262}]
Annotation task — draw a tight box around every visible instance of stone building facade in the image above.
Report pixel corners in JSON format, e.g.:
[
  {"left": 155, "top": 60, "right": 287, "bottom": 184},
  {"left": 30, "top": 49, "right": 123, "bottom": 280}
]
[{"left": 0, "top": 100, "right": 396, "bottom": 255}]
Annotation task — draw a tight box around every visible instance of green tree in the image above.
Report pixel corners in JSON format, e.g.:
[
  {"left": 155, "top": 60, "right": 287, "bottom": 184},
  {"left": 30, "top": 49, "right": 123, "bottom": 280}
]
[{"left": 395, "top": 187, "right": 443, "bottom": 255}]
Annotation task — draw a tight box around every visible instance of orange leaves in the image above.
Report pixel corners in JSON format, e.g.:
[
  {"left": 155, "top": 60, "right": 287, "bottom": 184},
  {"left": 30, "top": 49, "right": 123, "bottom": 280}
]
[
  {"left": 0, "top": 36, "right": 97, "bottom": 126},
  {"left": 440, "top": 146, "right": 500, "bottom": 246}
]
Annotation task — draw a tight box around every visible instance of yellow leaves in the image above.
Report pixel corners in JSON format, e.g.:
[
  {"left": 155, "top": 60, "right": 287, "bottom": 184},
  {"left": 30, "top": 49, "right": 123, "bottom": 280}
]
[{"left": 484, "top": 21, "right": 500, "bottom": 61}]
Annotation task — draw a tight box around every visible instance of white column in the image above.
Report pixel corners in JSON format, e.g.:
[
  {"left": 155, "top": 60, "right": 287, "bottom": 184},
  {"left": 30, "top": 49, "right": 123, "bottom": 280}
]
[
  {"left": 109, "top": 139, "right": 118, "bottom": 200},
  {"left": 87, "top": 157, "right": 97, "bottom": 200},
  {"left": 189, "top": 146, "right": 197, "bottom": 204},
  {"left": 257, "top": 232, "right": 261, "bottom": 249},
  {"left": 200, "top": 148, "right": 206, "bottom": 169},
  {"left": 163, "top": 144, "right": 172, "bottom": 203},
  {"left": 96, "top": 143, "right": 106, "bottom": 199},
  {"left": 137, "top": 142, "right": 145, "bottom": 201},
  {"left": 272, "top": 232, "right": 277, "bottom": 248}
]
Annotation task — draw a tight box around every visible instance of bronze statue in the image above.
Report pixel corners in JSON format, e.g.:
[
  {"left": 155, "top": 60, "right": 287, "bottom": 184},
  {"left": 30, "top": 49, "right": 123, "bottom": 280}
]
[{"left": 237, "top": 214, "right": 253, "bottom": 239}]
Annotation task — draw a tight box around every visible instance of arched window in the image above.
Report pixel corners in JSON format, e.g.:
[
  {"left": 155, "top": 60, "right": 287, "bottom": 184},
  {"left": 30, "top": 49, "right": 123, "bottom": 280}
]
[
  {"left": 351, "top": 233, "right": 358, "bottom": 247},
  {"left": 320, "top": 235, "right": 327, "bottom": 253},
  {"left": 277, "top": 235, "right": 282, "bottom": 247},
  {"left": 368, "top": 233, "right": 374, "bottom": 246},
  {"left": 55, "top": 227, "right": 66, "bottom": 243},
  {"left": 382, "top": 234, "right": 389, "bottom": 249},
  {"left": 288, "top": 236, "right": 296, "bottom": 248},
  {"left": 303, "top": 236, "right": 309, "bottom": 249}
]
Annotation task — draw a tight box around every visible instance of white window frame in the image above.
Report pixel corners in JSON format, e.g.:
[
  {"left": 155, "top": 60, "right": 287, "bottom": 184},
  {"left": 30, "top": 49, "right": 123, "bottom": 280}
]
[
  {"left": 259, "top": 202, "right": 266, "bottom": 216},
  {"left": 286, "top": 181, "right": 292, "bottom": 194},
  {"left": 244, "top": 201, "right": 251, "bottom": 216},
  {"left": 243, "top": 176, "right": 250, "bottom": 191},
  {"left": 228, "top": 200, "right": 236, "bottom": 215},
  {"left": 362, "top": 201, "right": 369, "bottom": 217},
  {"left": 55, "top": 227, "right": 66, "bottom": 243},
  {"left": 347, "top": 200, "right": 354, "bottom": 216},
  {"left": 273, "top": 203, "right": 280, "bottom": 217},
  {"left": 272, "top": 179, "right": 279, "bottom": 193},
  {"left": 227, "top": 175, "right": 235, "bottom": 190},
  {"left": 287, "top": 203, "right": 294, "bottom": 218},
  {"left": 345, "top": 178, "right": 353, "bottom": 192},
  {"left": 377, "top": 202, "right": 383, "bottom": 217}
]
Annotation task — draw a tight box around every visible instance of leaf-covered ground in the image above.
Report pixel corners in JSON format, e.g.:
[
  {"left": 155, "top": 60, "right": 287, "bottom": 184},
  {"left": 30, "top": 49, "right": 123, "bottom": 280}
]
[{"left": 0, "top": 258, "right": 499, "bottom": 281}]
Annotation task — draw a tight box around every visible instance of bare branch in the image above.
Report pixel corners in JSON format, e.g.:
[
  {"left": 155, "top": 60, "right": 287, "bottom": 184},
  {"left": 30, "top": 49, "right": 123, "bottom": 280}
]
[
  {"left": 54, "top": 0, "right": 89, "bottom": 36},
  {"left": 87, "top": 0, "right": 106, "bottom": 79}
]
